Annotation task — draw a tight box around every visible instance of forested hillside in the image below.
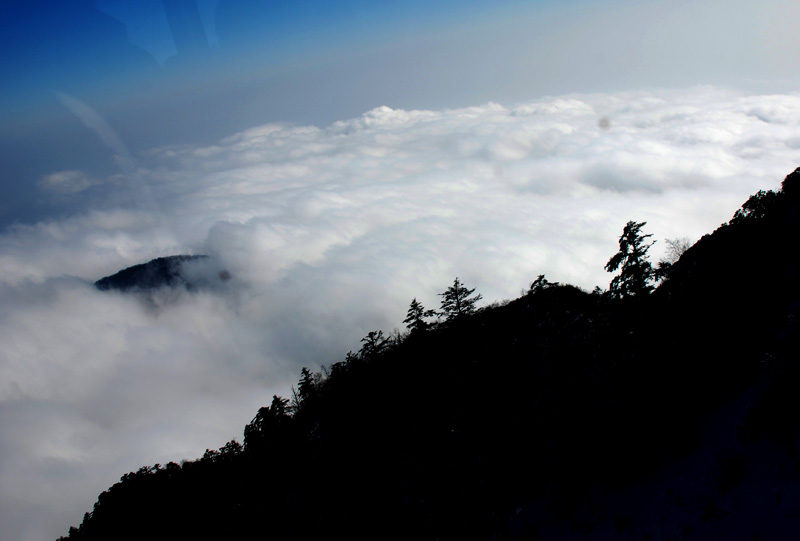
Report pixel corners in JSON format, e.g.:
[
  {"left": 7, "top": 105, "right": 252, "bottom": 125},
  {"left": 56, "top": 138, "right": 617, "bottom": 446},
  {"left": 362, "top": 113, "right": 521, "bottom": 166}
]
[{"left": 60, "top": 169, "right": 800, "bottom": 540}]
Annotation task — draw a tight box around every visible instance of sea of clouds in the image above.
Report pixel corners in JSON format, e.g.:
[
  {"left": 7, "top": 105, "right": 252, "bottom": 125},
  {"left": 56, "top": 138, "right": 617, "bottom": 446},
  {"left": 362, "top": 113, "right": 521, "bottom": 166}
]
[{"left": 2, "top": 85, "right": 800, "bottom": 541}]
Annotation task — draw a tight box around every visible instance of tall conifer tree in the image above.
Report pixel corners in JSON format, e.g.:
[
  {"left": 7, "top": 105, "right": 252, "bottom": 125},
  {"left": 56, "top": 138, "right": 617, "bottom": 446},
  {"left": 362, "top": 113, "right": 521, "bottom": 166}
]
[
  {"left": 438, "top": 277, "right": 483, "bottom": 320},
  {"left": 404, "top": 298, "right": 436, "bottom": 332},
  {"left": 605, "top": 220, "right": 655, "bottom": 298}
]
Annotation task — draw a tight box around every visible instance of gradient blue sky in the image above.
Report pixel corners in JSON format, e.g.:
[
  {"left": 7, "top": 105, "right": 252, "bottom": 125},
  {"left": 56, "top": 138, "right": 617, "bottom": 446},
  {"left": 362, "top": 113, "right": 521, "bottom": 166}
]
[
  {"left": 3, "top": 0, "right": 800, "bottom": 228},
  {"left": 1, "top": 0, "right": 535, "bottom": 226},
  {"left": 3, "top": 2, "right": 800, "bottom": 541}
]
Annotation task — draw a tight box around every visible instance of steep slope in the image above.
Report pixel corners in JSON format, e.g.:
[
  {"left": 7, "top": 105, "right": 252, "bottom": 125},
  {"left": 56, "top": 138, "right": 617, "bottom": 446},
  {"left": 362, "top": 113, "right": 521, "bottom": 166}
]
[
  {"left": 61, "top": 169, "right": 800, "bottom": 540},
  {"left": 95, "top": 255, "right": 210, "bottom": 292}
]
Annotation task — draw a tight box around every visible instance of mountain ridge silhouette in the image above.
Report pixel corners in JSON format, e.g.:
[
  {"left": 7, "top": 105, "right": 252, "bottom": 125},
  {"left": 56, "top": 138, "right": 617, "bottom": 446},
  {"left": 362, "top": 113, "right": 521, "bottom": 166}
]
[{"left": 64, "top": 168, "right": 800, "bottom": 540}]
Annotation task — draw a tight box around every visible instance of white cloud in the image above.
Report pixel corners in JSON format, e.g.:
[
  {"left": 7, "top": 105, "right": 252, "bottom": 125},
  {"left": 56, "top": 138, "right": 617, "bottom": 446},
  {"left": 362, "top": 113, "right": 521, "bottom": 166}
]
[
  {"left": 2, "top": 86, "right": 800, "bottom": 541},
  {"left": 37, "top": 170, "right": 101, "bottom": 195}
]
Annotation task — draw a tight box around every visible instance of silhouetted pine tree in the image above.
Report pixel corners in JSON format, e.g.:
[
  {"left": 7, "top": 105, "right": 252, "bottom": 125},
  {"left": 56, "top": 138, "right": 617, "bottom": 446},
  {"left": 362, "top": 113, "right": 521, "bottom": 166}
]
[
  {"left": 528, "top": 274, "right": 559, "bottom": 295},
  {"left": 403, "top": 298, "right": 436, "bottom": 333},
  {"left": 359, "top": 330, "right": 389, "bottom": 359},
  {"left": 605, "top": 220, "right": 655, "bottom": 298},
  {"left": 438, "top": 278, "right": 482, "bottom": 320}
]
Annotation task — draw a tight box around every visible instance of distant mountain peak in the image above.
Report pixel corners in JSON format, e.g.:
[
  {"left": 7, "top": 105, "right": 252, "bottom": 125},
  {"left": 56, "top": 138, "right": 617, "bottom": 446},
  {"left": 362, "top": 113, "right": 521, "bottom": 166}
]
[{"left": 95, "top": 255, "right": 229, "bottom": 293}]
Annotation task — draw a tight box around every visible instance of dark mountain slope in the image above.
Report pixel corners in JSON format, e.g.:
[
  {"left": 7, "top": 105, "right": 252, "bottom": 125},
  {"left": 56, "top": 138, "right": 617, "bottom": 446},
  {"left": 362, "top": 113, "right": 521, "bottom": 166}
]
[
  {"left": 94, "top": 255, "right": 235, "bottom": 296},
  {"left": 61, "top": 169, "right": 800, "bottom": 540},
  {"left": 95, "top": 255, "right": 209, "bottom": 292}
]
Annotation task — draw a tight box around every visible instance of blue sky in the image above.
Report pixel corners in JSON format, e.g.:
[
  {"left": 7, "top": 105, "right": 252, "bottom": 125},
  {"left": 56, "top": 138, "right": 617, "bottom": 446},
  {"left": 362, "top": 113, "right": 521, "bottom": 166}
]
[
  {"left": 2, "top": 2, "right": 800, "bottom": 541},
  {"left": 3, "top": 0, "right": 537, "bottom": 119},
  {"left": 3, "top": 0, "right": 799, "bottom": 229},
  {"left": 1, "top": 0, "right": 544, "bottom": 227}
]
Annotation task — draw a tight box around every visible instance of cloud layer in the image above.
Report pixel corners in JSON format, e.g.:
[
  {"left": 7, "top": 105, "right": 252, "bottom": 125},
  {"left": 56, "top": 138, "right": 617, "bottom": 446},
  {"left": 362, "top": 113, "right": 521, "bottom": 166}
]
[{"left": 2, "top": 86, "right": 800, "bottom": 541}]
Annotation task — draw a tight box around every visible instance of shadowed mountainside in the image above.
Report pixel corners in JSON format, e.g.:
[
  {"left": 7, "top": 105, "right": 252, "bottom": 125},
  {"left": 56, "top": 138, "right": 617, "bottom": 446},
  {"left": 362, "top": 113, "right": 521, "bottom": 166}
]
[
  {"left": 94, "top": 254, "right": 235, "bottom": 294},
  {"left": 95, "top": 255, "right": 209, "bottom": 292},
  {"left": 64, "top": 169, "right": 800, "bottom": 540}
]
